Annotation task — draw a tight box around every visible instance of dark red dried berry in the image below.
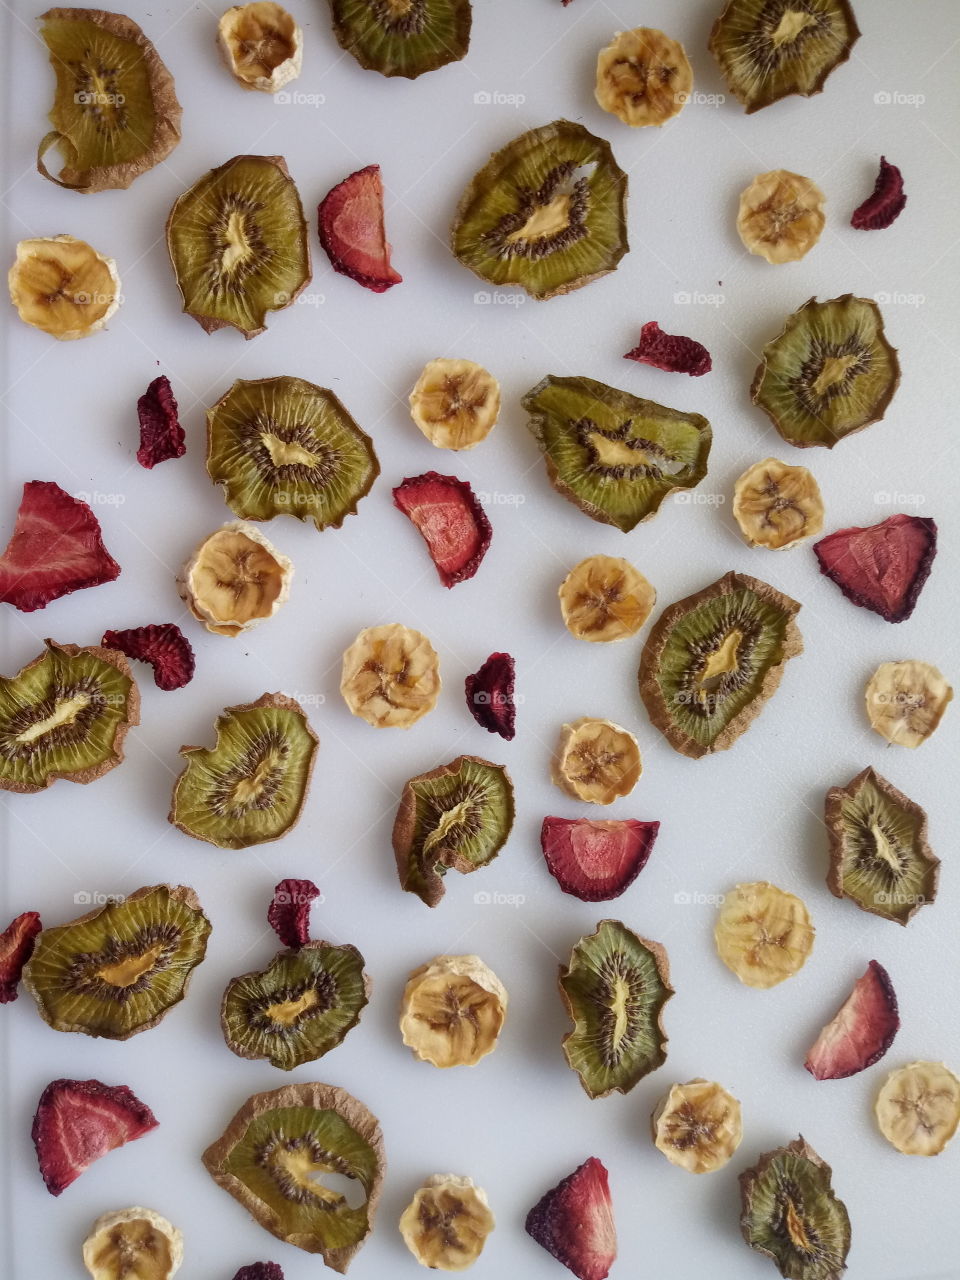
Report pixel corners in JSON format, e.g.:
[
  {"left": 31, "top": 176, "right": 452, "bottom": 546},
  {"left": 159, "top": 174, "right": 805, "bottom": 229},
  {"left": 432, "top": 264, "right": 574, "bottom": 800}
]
[
  {"left": 526, "top": 1157, "right": 616, "bottom": 1280},
  {"left": 32, "top": 1078, "right": 158, "bottom": 1196},
  {"left": 805, "top": 960, "right": 899, "bottom": 1081},
  {"left": 232, "top": 1266, "right": 284, "bottom": 1280},
  {"left": 318, "top": 164, "right": 402, "bottom": 293},
  {"left": 101, "top": 623, "right": 195, "bottom": 691},
  {"left": 393, "top": 472, "right": 492, "bottom": 587},
  {"left": 267, "top": 878, "right": 321, "bottom": 949},
  {"left": 465, "top": 652, "right": 515, "bottom": 740},
  {"left": 541, "top": 817, "right": 658, "bottom": 901},
  {"left": 136, "top": 375, "right": 185, "bottom": 469},
  {"left": 0, "top": 911, "right": 42, "bottom": 1003},
  {"left": 0, "top": 481, "right": 120, "bottom": 612},
  {"left": 814, "top": 513, "right": 936, "bottom": 622},
  {"left": 624, "top": 321, "right": 712, "bottom": 376},
  {"left": 851, "top": 157, "right": 906, "bottom": 231}
]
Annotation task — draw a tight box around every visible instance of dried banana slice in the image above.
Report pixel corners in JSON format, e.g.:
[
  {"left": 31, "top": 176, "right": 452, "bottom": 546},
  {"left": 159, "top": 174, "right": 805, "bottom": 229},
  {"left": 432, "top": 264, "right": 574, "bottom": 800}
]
[
  {"left": 82, "top": 1207, "right": 183, "bottom": 1280},
  {"left": 875, "top": 1061, "right": 960, "bottom": 1156},
  {"left": 737, "top": 170, "right": 826, "bottom": 264},
  {"left": 595, "top": 27, "right": 693, "bottom": 127},
  {"left": 178, "top": 522, "right": 292, "bottom": 637},
  {"left": 340, "top": 623, "right": 440, "bottom": 728},
  {"left": 865, "top": 660, "right": 953, "bottom": 748},
  {"left": 732, "top": 458, "right": 824, "bottom": 550},
  {"left": 9, "top": 236, "right": 120, "bottom": 340},
  {"left": 652, "top": 1079, "right": 743, "bottom": 1174},
  {"left": 218, "top": 2, "right": 302, "bottom": 93},
  {"left": 400, "top": 955, "right": 507, "bottom": 1068},
  {"left": 399, "top": 1174, "right": 495, "bottom": 1270},
  {"left": 715, "top": 881, "right": 814, "bottom": 989},
  {"left": 552, "top": 718, "right": 641, "bottom": 805},
  {"left": 409, "top": 359, "right": 500, "bottom": 451},
  {"left": 558, "top": 555, "right": 656, "bottom": 642}
]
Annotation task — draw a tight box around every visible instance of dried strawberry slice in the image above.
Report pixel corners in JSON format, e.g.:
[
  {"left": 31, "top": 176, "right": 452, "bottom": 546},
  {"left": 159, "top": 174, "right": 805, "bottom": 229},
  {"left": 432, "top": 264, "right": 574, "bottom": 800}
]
[
  {"left": 233, "top": 1266, "right": 284, "bottom": 1280},
  {"left": 624, "top": 321, "right": 712, "bottom": 376},
  {"left": 0, "top": 481, "right": 120, "bottom": 612},
  {"left": 101, "top": 623, "right": 195, "bottom": 691},
  {"left": 465, "top": 652, "right": 515, "bottom": 739},
  {"left": 0, "top": 911, "right": 42, "bottom": 1003},
  {"left": 814, "top": 513, "right": 936, "bottom": 622},
  {"left": 851, "top": 157, "right": 906, "bottom": 231},
  {"left": 805, "top": 960, "right": 900, "bottom": 1080},
  {"left": 136, "top": 375, "right": 186, "bottom": 469},
  {"left": 318, "top": 164, "right": 402, "bottom": 294},
  {"left": 32, "top": 1078, "right": 158, "bottom": 1196},
  {"left": 267, "top": 878, "right": 321, "bottom": 949},
  {"left": 541, "top": 817, "right": 658, "bottom": 902},
  {"left": 526, "top": 1157, "right": 616, "bottom": 1280},
  {"left": 393, "top": 472, "right": 492, "bottom": 587}
]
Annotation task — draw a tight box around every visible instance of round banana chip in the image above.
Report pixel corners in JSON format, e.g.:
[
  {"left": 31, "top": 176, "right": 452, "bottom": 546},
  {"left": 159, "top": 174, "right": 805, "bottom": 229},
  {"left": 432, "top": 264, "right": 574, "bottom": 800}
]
[
  {"left": 399, "top": 1174, "right": 495, "bottom": 1270},
  {"left": 865, "top": 660, "right": 953, "bottom": 748},
  {"left": 400, "top": 955, "right": 507, "bottom": 1068},
  {"left": 875, "top": 1061, "right": 960, "bottom": 1156},
  {"left": 714, "top": 881, "right": 814, "bottom": 989},
  {"left": 652, "top": 1079, "right": 743, "bottom": 1173},
  {"left": 9, "top": 235, "right": 121, "bottom": 340},
  {"left": 737, "top": 170, "right": 826, "bottom": 264},
  {"left": 552, "top": 717, "right": 642, "bottom": 805},
  {"left": 82, "top": 1207, "right": 183, "bottom": 1280},
  {"left": 218, "top": 2, "right": 302, "bottom": 93},
  {"left": 595, "top": 27, "right": 693, "bottom": 127},
  {"left": 732, "top": 458, "right": 824, "bottom": 549},
  {"left": 409, "top": 358, "right": 500, "bottom": 450},
  {"left": 340, "top": 623, "right": 441, "bottom": 728},
  {"left": 559, "top": 555, "right": 656, "bottom": 643},
  {"left": 178, "top": 521, "right": 293, "bottom": 636}
]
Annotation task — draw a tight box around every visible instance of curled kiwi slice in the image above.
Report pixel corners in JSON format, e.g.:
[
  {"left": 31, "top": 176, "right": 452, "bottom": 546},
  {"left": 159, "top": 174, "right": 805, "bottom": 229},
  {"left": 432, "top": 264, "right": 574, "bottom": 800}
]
[
  {"left": 23, "top": 885, "right": 211, "bottom": 1039},
  {"left": 0, "top": 640, "right": 139, "bottom": 794},
  {"left": 451, "top": 121, "right": 628, "bottom": 301},
  {"left": 202, "top": 1082, "right": 384, "bottom": 1270},
  {"left": 166, "top": 155, "right": 310, "bottom": 339},
  {"left": 328, "top": 0, "right": 471, "bottom": 79},
  {"left": 169, "top": 693, "right": 317, "bottom": 849},
  {"left": 207, "top": 376, "right": 379, "bottom": 531}
]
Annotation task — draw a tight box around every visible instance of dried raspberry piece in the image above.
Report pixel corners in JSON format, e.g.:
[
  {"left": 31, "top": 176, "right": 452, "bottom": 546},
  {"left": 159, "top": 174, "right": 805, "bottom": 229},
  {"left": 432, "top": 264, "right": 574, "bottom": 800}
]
[
  {"left": 0, "top": 481, "right": 120, "bottom": 612},
  {"left": 233, "top": 1266, "right": 285, "bottom": 1280},
  {"left": 267, "top": 878, "right": 321, "bottom": 949},
  {"left": 0, "top": 911, "right": 42, "bottom": 1003},
  {"left": 393, "top": 472, "right": 492, "bottom": 587},
  {"left": 624, "top": 321, "right": 712, "bottom": 376},
  {"left": 101, "top": 623, "right": 195, "bottom": 691},
  {"left": 465, "top": 652, "right": 515, "bottom": 740},
  {"left": 851, "top": 157, "right": 906, "bottom": 230},
  {"left": 814, "top": 513, "right": 936, "bottom": 622},
  {"left": 136, "top": 375, "right": 185, "bottom": 468},
  {"left": 318, "top": 164, "right": 402, "bottom": 293},
  {"left": 805, "top": 960, "right": 899, "bottom": 1081},
  {"left": 541, "top": 817, "right": 658, "bottom": 901},
  {"left": 526, "top": 1157, "right": 616, "bottom": 1280},
  {"left": 32, "top": 1078, "right": 158, "bottom": 1196}
]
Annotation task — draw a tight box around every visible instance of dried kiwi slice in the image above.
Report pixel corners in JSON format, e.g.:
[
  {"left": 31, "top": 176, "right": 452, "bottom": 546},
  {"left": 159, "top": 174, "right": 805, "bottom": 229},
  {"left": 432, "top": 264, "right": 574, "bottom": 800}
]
[
  {"left": 166, "top": 155, "right": 310, "bottom": 339},
  {"left": 523, "top": 375, "right": 711, "bottom": 530},
  {"left": 752, "top": 295, "right": 899, "bottom": 448},
  {"left": 559, "top": 919, "right": 672, "bottom": 1098},
  {"left": 23, "top": 885, "right": 211, "bottom": 1040},
  {"left": 0, "top": 640, "right": 139, "bottom": 794},
  {"left": 639, "top": 572, "right": 802, "bottom": 758},
  {"left": 202, "top": 1082, "right": 384, "bottom": 1270},
  {"left": 451, "top": 121, "right": 628, "bottom": 301},
  {"left": 328, "top": 0, "right": 471, "bottom": 78},
  {"left": 169, "top": 693, "right": 317, "bottom": 850},
  {"left": 207, "top": 377, "right": 379, "bottom": 531}
]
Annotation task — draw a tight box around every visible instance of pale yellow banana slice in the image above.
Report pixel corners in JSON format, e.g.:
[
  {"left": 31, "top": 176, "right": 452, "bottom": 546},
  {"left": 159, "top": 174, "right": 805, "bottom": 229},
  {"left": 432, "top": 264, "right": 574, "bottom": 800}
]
[
  {"left": 559, "top": 555, "right": 656, "bottom": 642},
  {"left": 9, "top": 235, "right": 121, "bottom": 339},
  {"left": 737, "top": 170, "right": 826, "bottom": 264},
  {"left": 399, "top": 1174, "right": 495, "bottom": 1270},
  {"left": 875, "top": 1061, "right": 960, "bottom": 1156},
  {"left": 409, "top": 358, "right": 500, "bottom": 450},
  {"left": 82, "top": 1207, "right": 183, "bottom": 1280},
  {"left": 218, "top": 1, "right": 302, "bottom": 92},
  {"left": 715, "top": 881, "right": 814, "bottom": 989},
  {"left": 865, "top": 660, "right": 953, "bottom": 748},
  {"left": 400, "top": 955, "right": 507, "bottom": 1068},
  {"left": 732, "top": 458, "right": 824, "bottom": 550},
  {"left": 340, "top": 623, "right": 441, "bottom": 728},
  {"left": 652, "top": 1079, "right": 743, "bottom": 1173},
  {"left": 595, "top": 27, "right": 693, "bottom": 127},
  {"left": 178, "top": 521, "right": 293, "bottom": 637},
  {"left": 552, "top": 717, "right": 642, "bottom": 805}
]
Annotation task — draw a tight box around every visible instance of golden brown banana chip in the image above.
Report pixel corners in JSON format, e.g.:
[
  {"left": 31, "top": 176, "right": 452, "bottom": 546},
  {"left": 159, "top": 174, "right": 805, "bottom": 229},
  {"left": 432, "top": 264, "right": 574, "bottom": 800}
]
[
  {"left": 218, "top": 2, "right": 302, "bottom": 92},
  {"left": 559, "top": 555, "right": 656, "bottom": 642},
  {"left": 340, "top": 623, "right": 441, "bottom": 728},
  {"left": 399, "top": 1174, "right": 495, "bottom": 1269},
  {"left": 875, "top": 1062, "right": 960, "bottom": 1156},
  {"left": 400, "top": 955, "right": 507, "bottom": 1068},
  {"left": 865, "top": 660, "right": 953, "bottom": 748},
  {"left": 178, "top": 521, "right": 293, "bottom": 636},
  {"left": 715, "top": 881, "right": 814, "bottom": 989},
  {"left": 737, "top": 170, "right": 825, "bottom": 263},
  {"left": 82, "top": 1207, "right": 183, "bottom": 1280},
  {"left": 732, "top": 458, "right": 824, "bottom": 550},
  {"left": 595, "top": 27, "right": 693, "bottom": 127},
  {"left": 652, "top": 1079, "right": 743, "bottom": 1173},
  {"left": 9, "top": 236, "right": 120, "bottom": 340},
  {"left": 552, "top": 718, "right": 642, "bottom": 805},
  {"left": 409, "top": 358, "right": 500, "bottom": 450}
]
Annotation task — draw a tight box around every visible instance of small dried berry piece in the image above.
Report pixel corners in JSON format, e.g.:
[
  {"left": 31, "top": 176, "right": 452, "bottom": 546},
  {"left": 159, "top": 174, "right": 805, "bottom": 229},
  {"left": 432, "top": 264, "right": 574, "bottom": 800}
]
[
  {"left": 0, "top": 911, "right": 42, "bottom": 1002},
  {"left": 559, "top": 555, "right": 655, "bottom": 643},
  {"left": 178, "top": 522, "right": 293, "bottom": 636},
  {"left": 9, "top": 236, "right": 121, "bottom": 339},
  {"left": 218, "top": 3, "right": 302, "bottom": 93},
  {"left": 101, "top": 624, "right": 195, "bottom": 691},
  {"left": 595, "top": 28, "right": 693, "bottom": 127},
  {"left": 541, "top": 817, "right": 658, "bottom": 902},
  {"left": 32, "top": 1078, "right": 158, "bottom": 1196},
  {"left": 393, "top": 472, "right": 491, "bottom": 588},
  {"left": 137, "top": 376, "right": 185, "bottom": 469},
  {"left": 525, "top": 1157, "right": 616, "bottom": 1280},
  {"left": 737, "top": 170, "right": 826, "bottom": 264},
  {"left": 400, "top": 954, "right": 507, "bottom": 1068},
  {"left": 715, "top": 882, "right": 814, "bottom": 989},
  {"left": 409, "top": 358, "right": 500, "bottom": 450},
  {"left": 805, "top": 961, "right": 899, "bottom": 1081},
  {"left": 465, "top": 652, "right": 515, "bottom": 739},
  {"left": 865, "top": 660, "right": 953, "bottom": 747},
  {"left": 328, "top": 0, "right": 471, "bottom": 79},
  {"left": 732, "top": 458, "right": 824, "bottom": 550},
  {"left": 814, "top": 514, "right": 936, "bottom": 622},
  {"left": 267, "top": 878, "right": 321, "bottom": 948},
  {"left": 651, "top": 1079, "right": 743, "bottom": 1174},
  {"left": 624, "top": 321, "right": 711, "bottom": 376},
  {"left": 82, "top": 1207, "right": 183, "bottom": 1280},
  {"left": 318, "top": 165, "right": 401, "bottom": 293},
  {"left": 400, "top": 1174, "right": 494, "bottom": 1270},
  {"left": 851, "top": 157, "right": 906, "bottom": 230},
  {"left": 233, "top": 1267, "right": 284, "bottom": 1280},
  {"left": 875, "top": 1062, "right": 960, "bottom": 1156},
  {"left": 552, "top": 718, "right": 642, "bottom": 806},
  {"left": 341, "top": 623, "right": 441, "bottom": 728}
]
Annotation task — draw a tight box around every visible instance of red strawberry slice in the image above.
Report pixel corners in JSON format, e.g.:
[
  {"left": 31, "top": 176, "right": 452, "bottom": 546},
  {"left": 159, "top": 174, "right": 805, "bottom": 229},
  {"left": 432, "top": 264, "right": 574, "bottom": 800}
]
[
  {"left": 465, "top": 652, "right": 515, "bottom": 739},
  {"left": 851, "top": 157, "right": 906, "bottom": 231},
  {"left": 233, "top": 1266, "right": 284, "bottom": 1280},
  {"left": 32, "top": 1078, "right": 158, "bottom": 1195},
  {"left": 102, "top": 623, "right": 195, "bottom": 691},
  {"left": 526, "top": 1157, "right": 616, "bottom": 1280},
  {"left": 0, "top": 480, "right": 121, "bottom": 612},
  {"left": 814, "top": 513, "right": 936, "bottom": 622},
  {"left": 318, "top": 164, "right": 402, "bottom": 293},
  {"left": 393, "top": 472, "right": 492, "bottom": 587},
  {"left": 137, "top": 375, "right": 186, "bottom": 469},
  {"left": 805, "top": 960, "right": 900, "bottom": 1080},
  {"left": 0, "top": 911, "right": 42, "bottom": 1003},
  {"left": 624, "top": 321, "right": 712, "bottom": 376},
  {"left": 541, "top": 817, "right": 659, "bottom": 902},
  {"left": 267, "top": 878, "right": 321, "bottom": 949}
]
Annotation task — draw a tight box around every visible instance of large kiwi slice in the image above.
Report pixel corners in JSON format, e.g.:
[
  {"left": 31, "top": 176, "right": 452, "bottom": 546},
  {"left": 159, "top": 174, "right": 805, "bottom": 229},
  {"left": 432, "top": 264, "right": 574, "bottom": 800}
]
[
  {"left": 23, "top": 885, "right": 211, "bottom": 1039},
  {"left": 751, "top": 295, "right": 899, "bottom": 448},
  {"left": 559, "top": 919, "right": 673, "bottom": 1098},
  {"left": 202, "top": 1082, "right": 384, "bottom": 1270},
  {"left": 523, "top": 375, "right": 711, "bottom": 530},
  {"left": 639, "top": 572, "right": 802, "bottom": 758},
  {"left": 451, "top": 121, "right": 628, "bottom": 300},
  {"left": 166, "top": 155, "right": 310, "bottom": 338},
  {"left": 207, "top": 376, "right": 380, "bottom": 531},
  {"left": 0, "top": 640, "right": 139, "bottom": 794},
  {"left": 169, "top": 693, "right": 318, "bottom": 849},
  {"left": 328, "top": 0, "right": 471, "bottom": 78}
]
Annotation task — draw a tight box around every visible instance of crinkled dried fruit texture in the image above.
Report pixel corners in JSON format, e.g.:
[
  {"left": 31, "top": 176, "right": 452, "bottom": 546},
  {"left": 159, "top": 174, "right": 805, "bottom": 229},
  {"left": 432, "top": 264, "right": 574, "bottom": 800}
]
[
  {"left": 865, "top": 660, "right": 952, "bottom": 747},
  {"left": 541, "top": 817, "right": 658, "bottom": 902},
  {"left": 805, "top": 961, "right": 899, "bottom": 1081},
  {"left": 875, "top": 1062, "right": 960, "bottom": 1156},
  {"left": 715, "top": 881, "right": 814, "bottom": 989},
  {"left": 82, "top": 1207, "right": 183, "bottom": 1280},
  {"left": 733, "top": 458, "right": 824, "bottom": 550},
  {"left": 32, "top": 1078, "right": 158, "bottom": 1196},
  {"left": 525, "top": 1157, "right": 616, "bottom": 1280},
  {"left": 595, "top": 28, "right": 693, "bottom": 127},
  {"left": 651, "top": 1079, "right": 743, "bottom": 1173},
  {"left": 624, "top": 321, "right": 711, "bottom": 376},
  {"left": 0, "top": 911, "right": 42, "bottom": 1002},
  {"left": 738, "top": 170, "right": 825, "bottom": 263},
  {"left": 393, "top": 473, "right": 492, "bottom": 587},
  {"left": 328, "top": 0, "right": 471, "bottom": 78},
  {"left": 137, "top": 376, "right": 185, "bottom": 468},
  {"left": 267, "top": 878, "right": 321, "bottom": 948},
  {"left": 318, "top": 164, "right": 402, "bottom": 293},
  {"left": 552, "top": 718, "right": 642, "bottom": 805},
  {"left": 814, "top": 514, "right": 936, "bottom": 622},
  {"left": 202, "top": 1082, "right": 384, "bottom": 1271},
  {"left": 400, "top": 954, "right": 507, "bottom": 1068},
  {"left": 101, "top": 625, "right": 195, "bottom": 691},
  {"left": 341, "top": 623, "right": 441, "bottom": 728},
  {"left": 9, "top": 236, "right": 121, "bottom": 339},
  {"left": 464, "top": 652, "right": 515, "bottom": 739},
  {"left": 559, "top": 555, "right": 655, "bottom": 643},
  {"left": 851, "top": 157, "right": 906, "bottom": 230},
  {"left": 218, "top": 2, "right": 302, "bottom": 92},
  {"left": 409, "top": 358, "right": 500, "bottom": 450},
  {"left": 400, "top": 1174, "right": 494, "bottom": 1270},
  {"left": 178, "top": 522, "right": 293, "bottom": 637},
  {"left": 233, "top": 1267, "right": 284, "bottom": 1280}
]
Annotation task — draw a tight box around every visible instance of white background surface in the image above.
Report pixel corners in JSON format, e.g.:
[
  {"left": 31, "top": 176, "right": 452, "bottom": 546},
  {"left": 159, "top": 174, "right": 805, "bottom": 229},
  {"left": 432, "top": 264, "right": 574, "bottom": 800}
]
[{"left": 2, "top": 1, "right": 960, "bottom": 1277}]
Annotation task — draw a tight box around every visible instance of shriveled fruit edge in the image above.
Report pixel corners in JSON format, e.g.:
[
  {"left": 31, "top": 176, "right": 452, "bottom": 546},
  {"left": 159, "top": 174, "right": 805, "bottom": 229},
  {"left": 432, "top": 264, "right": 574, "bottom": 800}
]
[{"left": 328, "top": 0, "right": 472, "bottom": 80}]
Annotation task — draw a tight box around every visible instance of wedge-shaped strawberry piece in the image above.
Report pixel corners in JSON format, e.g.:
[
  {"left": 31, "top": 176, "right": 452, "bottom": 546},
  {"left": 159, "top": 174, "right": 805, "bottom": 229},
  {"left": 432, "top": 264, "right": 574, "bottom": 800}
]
[
  {"left": 624, "top": 321, "right": 711, "bottom": 376},
  {"left": 805, "top": 960, "right": 899, "bottom": 1081},
  {"left": 102, "top": 623, "right": 195, "bottom": 691},
  {"left": 137, "top": 375, "right": 186, "bottom": 468},
  {"left": 851, "top": 157, "right": 906, "bottom": 230},
  {"left": 465, "top": 652, "right": 515, "bottom": 739},
  {"left": 0, "top": 911, "right": 42, "bottom": 1003},
  {"left": 318, "top": 164, "right": 402, "bottom": 293},
  {"left": 0, "top": 481, "right": 120, "bottom": 611},
  {"left": 541, "top": 817, "right": 658, "bottom": 902},
  {"left": 393, "top": 472, "right": 492, "bottom": 587},
  {"left": 233, "top": 1266, "right": 284, "bottom": 1280},
  {"left": 814, "top": 513, "right": 936, "bottom": 622},
  {"left": 266, "top": 877, "right": 321, "bottom": 949},
  {"left": 526, "top": 1157, "right": 616, "bottom": 1280},
  {"left": 32, "top": 1078, "right": 158, "bottom": 1196}
]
